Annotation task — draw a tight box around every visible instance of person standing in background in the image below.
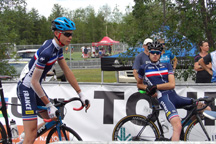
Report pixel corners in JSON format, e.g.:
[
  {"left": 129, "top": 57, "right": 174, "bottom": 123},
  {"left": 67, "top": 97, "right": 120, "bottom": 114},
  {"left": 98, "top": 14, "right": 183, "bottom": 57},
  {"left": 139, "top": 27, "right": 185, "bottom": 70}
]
[
  {"left": 132, "top": 38, "right": 153, "bottom": 81},
  {"left": 158, "top": 39, "right": 178, "bottom": 72},
  {"left": 194, "top": 41, "right": 212, "bottom": 83}
]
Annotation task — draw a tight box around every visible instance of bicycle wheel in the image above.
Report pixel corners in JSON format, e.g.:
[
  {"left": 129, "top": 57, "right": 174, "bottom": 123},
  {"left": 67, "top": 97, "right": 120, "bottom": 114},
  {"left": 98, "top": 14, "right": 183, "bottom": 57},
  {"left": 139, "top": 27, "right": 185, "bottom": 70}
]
[
  {"left": 112, "top": 115, "right": 160, "bottom": 141},
  {"left": 0, "top": 122, "right": 7, "bottom": 144},
  {"left": 184, "top": 119, "right": 216, "bottom": 141},
  {"left": 46, "top": 125, "right": 82, "bottom": 143}
]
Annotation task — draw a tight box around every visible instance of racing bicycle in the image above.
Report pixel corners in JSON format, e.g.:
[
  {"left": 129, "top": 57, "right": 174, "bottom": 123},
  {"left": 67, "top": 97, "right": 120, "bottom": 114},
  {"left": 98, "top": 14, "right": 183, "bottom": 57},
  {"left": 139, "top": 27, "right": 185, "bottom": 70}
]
[
  {"left": 0, "top": 76, "right": 86, "bottom": 144},
  {"left": 112, "top": 91, "right": 216, "bottom": 141}
]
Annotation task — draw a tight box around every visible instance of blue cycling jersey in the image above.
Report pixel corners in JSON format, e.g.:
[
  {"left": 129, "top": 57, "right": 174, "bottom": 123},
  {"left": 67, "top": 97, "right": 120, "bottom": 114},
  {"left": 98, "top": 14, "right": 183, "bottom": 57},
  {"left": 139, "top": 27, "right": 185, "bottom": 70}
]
[
  {"left": 160, "top": 50, "right": 175, "bottom": 64},
  {"left": 138, "top": 61, "right": 173, "bottom": 87},
  {"left": 17, "top": 39, "right": 64, "bottom": 121},
  {"left": 22, "top": 39, "right": 63, "bottom": 87}
]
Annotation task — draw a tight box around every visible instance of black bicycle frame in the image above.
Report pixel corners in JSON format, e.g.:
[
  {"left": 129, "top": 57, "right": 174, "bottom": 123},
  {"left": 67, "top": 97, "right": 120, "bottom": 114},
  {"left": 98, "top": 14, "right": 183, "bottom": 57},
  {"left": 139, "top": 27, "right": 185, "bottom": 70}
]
[
  {"left": 36, "top": 120, "right": 58, "bottom": 137},
  {"left": 0, "top": 79, "right": 12, "bottom": 143}
]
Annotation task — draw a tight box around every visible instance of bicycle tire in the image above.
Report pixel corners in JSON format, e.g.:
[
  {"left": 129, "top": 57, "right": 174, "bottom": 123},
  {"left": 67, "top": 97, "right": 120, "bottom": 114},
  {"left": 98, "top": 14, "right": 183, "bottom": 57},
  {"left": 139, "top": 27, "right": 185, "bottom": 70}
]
[
  {"left": 184, "top": 119, "right": 216, "bottom": 141},
  {"left": 112, "top": 115, "right": 160, "bottom": 141},
  {"left": 0, "top": 122, "right": 7, "bottom": 144},
  {"left": 46, "top": 125, "right": 82, "bottom": 143}
]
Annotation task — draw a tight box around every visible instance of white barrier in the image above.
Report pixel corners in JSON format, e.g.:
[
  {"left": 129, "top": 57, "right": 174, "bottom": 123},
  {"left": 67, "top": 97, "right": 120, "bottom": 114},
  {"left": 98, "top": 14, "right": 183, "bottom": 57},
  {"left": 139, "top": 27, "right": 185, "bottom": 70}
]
[
  {"left": 50, "top": 142, "right": 216, "bottom": 144},
  {"left": 1, "top": 82, "right": 216, "bottom": 143}
]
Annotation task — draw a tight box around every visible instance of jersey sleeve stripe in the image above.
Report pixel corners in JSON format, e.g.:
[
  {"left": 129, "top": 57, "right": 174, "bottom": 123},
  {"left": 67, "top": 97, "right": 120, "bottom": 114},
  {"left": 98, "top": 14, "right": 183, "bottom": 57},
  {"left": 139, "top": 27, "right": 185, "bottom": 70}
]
[{"left": 36, "top": 64, "right": 45, "bottom": 69}]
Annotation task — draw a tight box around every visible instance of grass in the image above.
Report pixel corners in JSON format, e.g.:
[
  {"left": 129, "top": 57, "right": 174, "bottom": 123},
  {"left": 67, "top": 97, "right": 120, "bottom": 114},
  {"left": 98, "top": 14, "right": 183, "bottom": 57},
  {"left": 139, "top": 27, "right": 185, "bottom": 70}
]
[
  {"left": 64, "top": 52, "right": 117, "bottom": 83},
  {"left": 71, "top": 68, "right": 117, "bottom": 83}
]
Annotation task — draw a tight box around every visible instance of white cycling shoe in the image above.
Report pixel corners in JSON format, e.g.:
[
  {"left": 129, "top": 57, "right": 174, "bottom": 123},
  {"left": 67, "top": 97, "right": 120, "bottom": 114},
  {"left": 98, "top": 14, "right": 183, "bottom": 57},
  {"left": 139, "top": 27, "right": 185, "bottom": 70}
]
[
  {"left": 17, "top": 132, "right": 25, "bottom": 144},
  {"left": 203, "top": 110, "right": 216, "bottom": 120}
]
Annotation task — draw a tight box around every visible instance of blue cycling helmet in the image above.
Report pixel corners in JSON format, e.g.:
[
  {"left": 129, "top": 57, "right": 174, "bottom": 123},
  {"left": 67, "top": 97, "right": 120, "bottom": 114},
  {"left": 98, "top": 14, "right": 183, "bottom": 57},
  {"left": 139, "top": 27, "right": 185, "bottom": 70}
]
[{"left": 51, "top": 17, "right": 76, "bottom": 31}]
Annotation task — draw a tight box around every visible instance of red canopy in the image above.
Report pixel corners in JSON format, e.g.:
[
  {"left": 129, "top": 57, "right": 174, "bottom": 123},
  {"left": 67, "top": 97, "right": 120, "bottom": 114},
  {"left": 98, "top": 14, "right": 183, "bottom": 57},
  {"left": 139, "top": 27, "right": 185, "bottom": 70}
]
[{"left": 92, "top": 36, "right": 119, "bottom": 46}]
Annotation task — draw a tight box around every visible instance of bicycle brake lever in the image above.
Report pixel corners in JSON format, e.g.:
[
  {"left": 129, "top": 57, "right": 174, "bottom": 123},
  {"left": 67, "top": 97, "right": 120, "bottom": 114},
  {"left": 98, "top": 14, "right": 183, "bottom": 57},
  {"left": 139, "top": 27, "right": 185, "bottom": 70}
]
[{"left": 84, "top": 100, "right": 90, "bottom": 113}]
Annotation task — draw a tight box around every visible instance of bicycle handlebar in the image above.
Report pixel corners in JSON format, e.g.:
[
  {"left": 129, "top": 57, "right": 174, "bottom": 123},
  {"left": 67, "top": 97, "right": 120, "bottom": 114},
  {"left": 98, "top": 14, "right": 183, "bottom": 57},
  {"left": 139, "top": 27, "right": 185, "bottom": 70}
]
[
  {"left": 195, "top": 97, "right": 214, "bottom": 112},
  {"left": 54, "top": 97, "right": 84, "bottom": 111}
]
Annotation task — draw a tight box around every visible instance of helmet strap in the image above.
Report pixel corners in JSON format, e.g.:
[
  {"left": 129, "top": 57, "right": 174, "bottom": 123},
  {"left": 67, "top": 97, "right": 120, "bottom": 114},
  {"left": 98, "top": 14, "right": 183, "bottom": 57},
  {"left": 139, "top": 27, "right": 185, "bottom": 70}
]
[{"left": 54, "top": 32, "right": 65, "bottom": 47}]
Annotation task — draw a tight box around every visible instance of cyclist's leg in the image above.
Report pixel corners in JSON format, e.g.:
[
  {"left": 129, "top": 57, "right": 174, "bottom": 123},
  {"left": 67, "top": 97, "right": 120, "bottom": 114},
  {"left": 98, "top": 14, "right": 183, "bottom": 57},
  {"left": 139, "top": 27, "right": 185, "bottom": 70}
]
[
  {"left": 23, "top": 120, "right": 37, "bottom": 143},
  {"left": 170, "top": 116, "right": 182, "bottom": 141},
  {"left": 158, "top": 91, "right": 182, "bottom": 141},
  {"left": 17, "top": 82, "right": 38, "bottom": 143}
]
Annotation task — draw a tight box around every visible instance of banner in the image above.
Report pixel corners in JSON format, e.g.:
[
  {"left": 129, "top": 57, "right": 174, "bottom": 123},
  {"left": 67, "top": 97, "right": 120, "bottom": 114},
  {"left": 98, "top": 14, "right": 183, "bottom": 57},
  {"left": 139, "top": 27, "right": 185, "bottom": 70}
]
[
  {"left": 1, "top": 82, "right": 216, "bottom": 142},
  {"left": 101, "top": 57, "right": 134, "bottom": 71}
]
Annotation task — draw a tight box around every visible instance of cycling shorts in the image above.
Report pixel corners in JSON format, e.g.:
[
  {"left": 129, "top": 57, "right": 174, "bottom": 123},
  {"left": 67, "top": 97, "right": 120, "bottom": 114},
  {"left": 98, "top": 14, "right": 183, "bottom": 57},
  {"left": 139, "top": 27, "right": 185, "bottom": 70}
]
[
  {"left": 158, "top": 90, "right": 192, "bottom": 121},
  {"left": 17, "top": 81, "right": 48, "bottom": 121}
]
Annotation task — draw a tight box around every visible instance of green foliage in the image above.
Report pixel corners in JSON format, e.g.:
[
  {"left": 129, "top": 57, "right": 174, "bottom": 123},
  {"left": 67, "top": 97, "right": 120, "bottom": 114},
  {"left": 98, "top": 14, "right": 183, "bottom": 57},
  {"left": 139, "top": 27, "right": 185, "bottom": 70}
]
[{"left": 0, "top": 0, "right": 216, "bottom": 81}]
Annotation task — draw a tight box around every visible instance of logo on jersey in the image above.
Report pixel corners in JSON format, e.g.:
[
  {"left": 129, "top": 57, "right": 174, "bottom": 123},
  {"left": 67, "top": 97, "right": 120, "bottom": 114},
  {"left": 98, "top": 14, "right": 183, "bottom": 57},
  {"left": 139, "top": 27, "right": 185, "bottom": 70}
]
[
  {"left": 40, "top": 57, "right": 45, "bottom": 62},
  {"left": 148, "top": 66, "right": 155, "bottom": 69},
  {"left": 23, "top": 90, "right": 33, "bottom": 113},
  {"left": 25, "top": 110, "right": 34, "bottom": 115},
  {"left": 166, "top": 111, "right": 171, "bottom": 117}
]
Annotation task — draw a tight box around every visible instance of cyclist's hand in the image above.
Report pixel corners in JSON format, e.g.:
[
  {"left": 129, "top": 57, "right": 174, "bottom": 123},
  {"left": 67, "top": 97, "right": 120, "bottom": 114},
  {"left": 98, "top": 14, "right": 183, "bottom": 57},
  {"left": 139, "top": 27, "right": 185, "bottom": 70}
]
[
  {"left": 78, "top": 92, "right": 90, "bottom": 112},
  {"left": 46, "top": 102, "right": 58, "bottom": 118},
  {"left": 152, "top": 93, "right": 158, "bottom": 98},
  {"left": 146, "top": 85, "right": 157, "bottom": 96}
]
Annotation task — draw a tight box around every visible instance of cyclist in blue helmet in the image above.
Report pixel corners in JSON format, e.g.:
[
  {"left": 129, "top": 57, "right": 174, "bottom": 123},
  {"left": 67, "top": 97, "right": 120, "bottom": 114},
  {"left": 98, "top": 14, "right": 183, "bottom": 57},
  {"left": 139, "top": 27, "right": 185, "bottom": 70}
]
[
  {"left": 17, "top": 17, "right": 90, "bottom": 144},
  {"left": 51, "top": 17, "right": 76, "bottom": 46}
]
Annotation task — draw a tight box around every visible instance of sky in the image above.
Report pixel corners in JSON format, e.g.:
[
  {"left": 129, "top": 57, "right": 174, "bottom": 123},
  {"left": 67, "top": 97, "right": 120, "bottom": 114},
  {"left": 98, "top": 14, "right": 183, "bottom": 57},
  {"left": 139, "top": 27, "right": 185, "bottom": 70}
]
[{"left": 25, "top": 0, "right": 135, "bottom": 18}]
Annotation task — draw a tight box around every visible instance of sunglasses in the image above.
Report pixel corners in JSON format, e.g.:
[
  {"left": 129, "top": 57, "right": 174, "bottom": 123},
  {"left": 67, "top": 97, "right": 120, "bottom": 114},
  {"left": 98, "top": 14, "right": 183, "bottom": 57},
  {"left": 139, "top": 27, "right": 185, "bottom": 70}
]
[
  {"left": 161, "top": 43, "right": 165, "bottom": 45},
  {"left": 149, "top": 50, "right": 161, "bottom": 55},
  {"left": 60, "top": 32, "right": 73, "bottom": 37}
]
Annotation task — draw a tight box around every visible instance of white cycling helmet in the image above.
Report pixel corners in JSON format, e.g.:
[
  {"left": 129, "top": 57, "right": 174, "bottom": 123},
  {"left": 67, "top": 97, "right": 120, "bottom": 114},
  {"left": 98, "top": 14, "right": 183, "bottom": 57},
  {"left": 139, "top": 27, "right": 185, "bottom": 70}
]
[{"left": 143, "top": 38, "right": 153, "bottom": 45}]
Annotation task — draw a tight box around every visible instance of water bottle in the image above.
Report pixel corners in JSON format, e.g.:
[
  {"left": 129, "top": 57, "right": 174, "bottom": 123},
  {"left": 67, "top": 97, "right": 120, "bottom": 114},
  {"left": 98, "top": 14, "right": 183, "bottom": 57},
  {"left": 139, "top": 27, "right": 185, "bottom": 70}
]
[{"left": 10, "top": 119, "right": 19, "bottom": 138}]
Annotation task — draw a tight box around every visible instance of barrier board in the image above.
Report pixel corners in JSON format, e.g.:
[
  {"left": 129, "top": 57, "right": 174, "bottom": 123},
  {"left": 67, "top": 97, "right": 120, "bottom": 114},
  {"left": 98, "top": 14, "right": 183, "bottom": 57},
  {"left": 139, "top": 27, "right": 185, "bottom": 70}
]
[{"left": 1, "top": 82, "right": 216, "bottom": 143}]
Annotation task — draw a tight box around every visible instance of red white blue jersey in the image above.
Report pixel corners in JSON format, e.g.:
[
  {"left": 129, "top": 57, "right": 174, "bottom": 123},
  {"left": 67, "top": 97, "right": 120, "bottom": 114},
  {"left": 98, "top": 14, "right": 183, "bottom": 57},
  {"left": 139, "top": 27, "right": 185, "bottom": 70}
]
[
  {"left": 22, "top": 39, "right": 63, "bottom": 87},
  {"left": 138, "top": 61, "right": 174, "bottom": 87}
]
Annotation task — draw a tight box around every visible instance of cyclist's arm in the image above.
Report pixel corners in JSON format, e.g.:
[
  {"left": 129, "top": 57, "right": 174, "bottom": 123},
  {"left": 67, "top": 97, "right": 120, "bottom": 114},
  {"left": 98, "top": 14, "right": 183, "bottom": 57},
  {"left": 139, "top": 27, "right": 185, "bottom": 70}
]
[
  {"left": 137, "top": 74, "right": 175, "bottom": 91},
  {"left": 137, "top": 77, "right": 147, "bottom": 90},
  {"left": 156, "top": 74, "right": 175, "bottom": 90},
  {"left": 58, "top": 58, "right": 81, "bottom": 93},
  {"left": 31, "top": 67, "right": 50, "bottom": 105}
]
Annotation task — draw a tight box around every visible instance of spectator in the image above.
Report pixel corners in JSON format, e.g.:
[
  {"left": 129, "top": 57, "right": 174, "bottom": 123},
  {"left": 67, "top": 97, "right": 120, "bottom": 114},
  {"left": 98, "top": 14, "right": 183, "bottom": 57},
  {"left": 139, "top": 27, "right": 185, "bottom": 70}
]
[
  {"left": 71, "top": 46, "right": 74, "bottom": 54},
  {"left": 98, "top": 47, "right": 103, "bottom": 58},
  {"left": 194, "top": 41, "right": 212, "bottom": 83},
  {"left": 95, "top": 46, "right": 99, "bottom": 57},
  {"left": 108, "top": 45, "right": 112, "bottom": 55},
  {"left": 83, "top": 46, "right": 88, "bottom": 60},
  {"left": 65, "top": 46, "right": 68, "bottom": 54},
  {"left": 87, "top": 46, "right": 91, "bottom": 58},
  {"left": 91, "top": 46, "right": 95, "bottom": 58},
  {"left": 198, "top": 42, "right": 216, "bottom": 83},
  {"left": 81, "top": 46, "right": 85, "bottom": 58},
  {"left": 132, "top": 38, "right": 153, "bottom": 81},
  {"left": 158, "top": 39, "right": 178, "bottom": 72}
]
